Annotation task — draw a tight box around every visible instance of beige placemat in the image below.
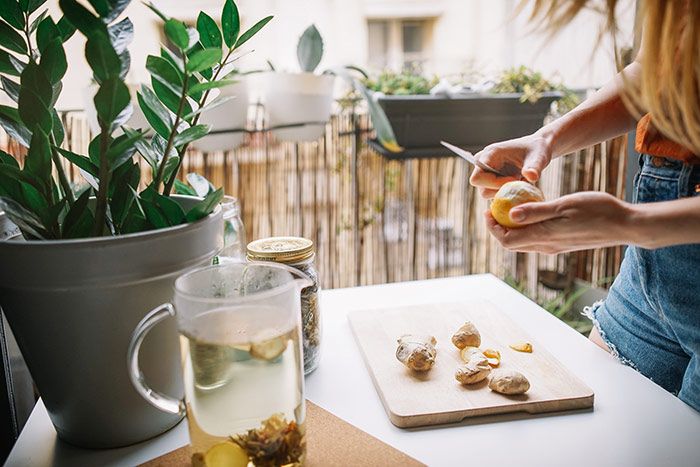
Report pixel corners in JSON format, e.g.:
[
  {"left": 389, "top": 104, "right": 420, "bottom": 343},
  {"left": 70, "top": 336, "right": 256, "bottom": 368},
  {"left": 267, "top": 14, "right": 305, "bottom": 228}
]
[{"left": 141, "top": 401, "right": 424, "bottom": 466}]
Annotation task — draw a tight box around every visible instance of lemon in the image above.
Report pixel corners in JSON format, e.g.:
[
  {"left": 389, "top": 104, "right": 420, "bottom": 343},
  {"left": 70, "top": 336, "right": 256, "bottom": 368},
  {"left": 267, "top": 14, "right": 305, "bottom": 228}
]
[
  {"left": 490, "top": 181, "right": 544, "bottom": 228},
  {"left": 204, "top": 441, "right": 249, "bottom": 467},
  {"left": 459, "top": 346, "right": 483, "bottom": 363}
]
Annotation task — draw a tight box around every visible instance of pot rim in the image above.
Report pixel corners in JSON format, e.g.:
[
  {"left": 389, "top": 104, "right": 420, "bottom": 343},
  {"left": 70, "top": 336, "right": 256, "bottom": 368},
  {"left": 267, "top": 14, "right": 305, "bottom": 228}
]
[
  {"left": 376, "top": 91, "right": 564, "bottom": 101},
  {"left": 0, "top": 195, "right": 220, "bottom": 247}
]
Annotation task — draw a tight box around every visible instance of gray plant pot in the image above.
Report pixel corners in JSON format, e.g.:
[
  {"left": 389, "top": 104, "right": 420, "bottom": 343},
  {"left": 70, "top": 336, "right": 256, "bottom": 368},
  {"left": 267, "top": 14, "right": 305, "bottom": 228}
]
[
  {"left": 0, "top": 196, "right": 223, "bottom": 448},
  {"left": 377, "top": 92, "right": 561, "bottom": 154}
]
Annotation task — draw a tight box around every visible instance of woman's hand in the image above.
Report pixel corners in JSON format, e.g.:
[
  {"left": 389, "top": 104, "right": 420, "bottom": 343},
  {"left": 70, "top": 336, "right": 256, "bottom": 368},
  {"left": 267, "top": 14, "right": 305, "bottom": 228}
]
[
  {"left": 485, "top": 192, "right": 633, "bottom": 254},
  {"left": 469, "top": 134, "right": 553, "bottom": 199}
]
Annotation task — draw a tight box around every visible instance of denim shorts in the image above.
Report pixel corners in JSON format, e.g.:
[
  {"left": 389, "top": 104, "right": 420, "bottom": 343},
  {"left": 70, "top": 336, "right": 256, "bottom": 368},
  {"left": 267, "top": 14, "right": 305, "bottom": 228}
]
[{"left": 585, "top": 154, "right": 700, "bottom": 411}]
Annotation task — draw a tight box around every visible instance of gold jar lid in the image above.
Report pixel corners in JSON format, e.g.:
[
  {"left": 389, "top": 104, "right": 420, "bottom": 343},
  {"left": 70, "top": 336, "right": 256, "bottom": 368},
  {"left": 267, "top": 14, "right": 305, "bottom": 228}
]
[{"left": 246, "top": 237, "right": 314, "bottom": 264}]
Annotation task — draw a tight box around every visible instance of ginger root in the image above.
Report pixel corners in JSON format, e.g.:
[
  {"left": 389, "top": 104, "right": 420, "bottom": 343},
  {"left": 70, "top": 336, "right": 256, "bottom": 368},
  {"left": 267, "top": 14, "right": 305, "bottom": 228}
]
[
  {"left": 488, "top": 369, "right": 530, "bottom": 395},
  {"left": 509, "top": 342, "right": 533, "bottom": 353},
  {"left": 451, "top": 321, "right": 481, "bottom": 349},
  {"left": 396, "top": 335, "right": 437, "bottom": 372},
  {"left": 482, "top": 348, "right": 501, "bottom": 367},
  {"left": 455, "top": 359, "right": 491, "bottom": 385}
]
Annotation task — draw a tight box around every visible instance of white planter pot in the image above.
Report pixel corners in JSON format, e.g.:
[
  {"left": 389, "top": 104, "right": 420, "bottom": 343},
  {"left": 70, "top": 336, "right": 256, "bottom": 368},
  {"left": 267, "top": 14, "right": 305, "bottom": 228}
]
[
  {"left": 191, "top": 79, "right": 250, "bottom": 152},
  {"left": 258, "top": 72, "right": 335, "bottom": 142},
  {"left": 0, "top": 196, "right": 223, "bottom": 448}
]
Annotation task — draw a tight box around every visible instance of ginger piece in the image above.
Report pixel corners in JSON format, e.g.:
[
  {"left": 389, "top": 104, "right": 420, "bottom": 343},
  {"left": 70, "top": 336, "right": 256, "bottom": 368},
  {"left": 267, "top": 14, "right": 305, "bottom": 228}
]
[
  {"left": 451, "top": 321, "right": 481, "bottom": 349},
  {"left": 489, "top": 369, "right": 530, "bottom": 395},
  {"left": 482, "top": 348, "right": 501, "bottom": 367},
  {"left": 459, "top": 346, "right": 483, "bottom": 363},
  {"left": 396, "top": 335, "right": 437, "bottom": 372},
  {"left": 509, "top": 342, "right": 533, "bottom": 353},
  {"left": 455, "top": 360, "right": 491, "bottom": 385}
]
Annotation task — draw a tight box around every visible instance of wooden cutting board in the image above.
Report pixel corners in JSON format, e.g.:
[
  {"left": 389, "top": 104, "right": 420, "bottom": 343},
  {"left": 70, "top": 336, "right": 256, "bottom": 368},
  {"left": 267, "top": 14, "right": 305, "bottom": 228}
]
[{"left": 349, "top": 301, "right": 594, "bottom": 428}]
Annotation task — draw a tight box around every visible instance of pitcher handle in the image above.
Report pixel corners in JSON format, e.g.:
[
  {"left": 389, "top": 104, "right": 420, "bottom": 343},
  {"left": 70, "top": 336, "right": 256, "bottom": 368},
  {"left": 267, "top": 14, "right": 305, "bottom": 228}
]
[{"left": 127, "top": 303, "right": 185, "bottom": 416}]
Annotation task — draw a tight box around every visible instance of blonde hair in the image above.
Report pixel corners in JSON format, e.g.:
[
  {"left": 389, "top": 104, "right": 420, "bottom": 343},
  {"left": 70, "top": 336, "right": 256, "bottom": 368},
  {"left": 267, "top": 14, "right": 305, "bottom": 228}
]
[{"left": 524, "top": 0, "right": 700, "bottom": 154}]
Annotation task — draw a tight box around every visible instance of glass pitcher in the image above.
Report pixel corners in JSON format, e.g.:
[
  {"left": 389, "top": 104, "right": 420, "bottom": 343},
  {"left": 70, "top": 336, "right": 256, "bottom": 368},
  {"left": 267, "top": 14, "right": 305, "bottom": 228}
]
[{"left": 128, "top": 263, "right": 311, "bottom": 466}]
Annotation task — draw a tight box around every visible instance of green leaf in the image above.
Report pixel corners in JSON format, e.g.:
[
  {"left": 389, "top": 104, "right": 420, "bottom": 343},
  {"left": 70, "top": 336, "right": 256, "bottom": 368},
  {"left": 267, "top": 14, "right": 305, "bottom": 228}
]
[
  {"left": 161, "top": 154, "right": 179, "bottom": 182},
  {"left": 105, "top": 131, "right": 140, "bottom": 169},
  {"left": 197, "top": 12, "right": 221, "bottom": 49},
  {"left": 108, "top": 17, "right": 133, "bottom": 54},
  {"left": 0, "top": 149, "right": 18, "bottom": 168},
  {"left": 173, "top": 178, "right": 196, "bottom": 196},
  {"left": 355, "top": 80, "right": 402, "bottom": 152},
  {"left": 27, "top": 0, "right": 48, "bottom": 14},
  {"left": 29, "top": 9, "right": 49, "bottom": 33},
  {"left": 164, "top": 19, "right": 189, "bottom": 50},
  {"left": 183, "top": 95, "right": 233, "bottom": 120},
  {"left": 137, "top": 87, "right": 171, "bottom": 139},
  {"left": 56, "top": 16, "right": 75, "bottom": 41},
  {"left": 62, "top": 188, "right": 94, "bottom": 238},
  {"left": 0, "top": 162, "right": 45, "bottom": 195},
  {"left": 0, "top": 105, "right": 30, "bottom": 146},
  {"left": 186, "top": 172, "right": 213, "bottom": 197},
  {"left": 56, "top": 147, "right": 99, "bottom": 176},
  {"left": 221, "top": 0, "right": 239, "bottom": 48},
  {"left": 146, "top": 54, "right": 182, "bottom": 87},
  {"left": 87, "top": 0, "right": 110, "bottom": 17},
  {"left": 160, "top": 46, "right": 183, "bottom": 73},
  {"left": 20, "top": 181, "right": 49, "bottom": 222},
  {"left": 297, "top": 24, "right": 323, "bottom": 73},
  {"left": 1, "top": 76, "right": 19, "bottom": 102},
  {"left": 172, "top": 124, "right": 209, "bottom": 147},
  {"left": 124, "top": 126, "right": 158, "bottom": 168},
  {"left": 93, "top": 77, "right": 129, "bottom": 129},
  {"left": 0, "top": 50, "right": 19, "bottom": 76},
  {"left": 104, "top": 0, "right": 130, "bottom": 23},
  {"left": 18, "top": 90, "right": 51, "bottom": 133},
  {"left": 52, "top": 109, "right": 64, "bottom": 146},
  {"left": 143, "top": 1, "right": 167, "bottom": 22},
  {"left": 186, "top": 187, "right": 222, "bottom": 222},
  {"left": 153, "top": 190, "right": 185, "bottom": 225},
  {"left": 0, "top": 20, "right": 26, "bottom": 54},
  {"left": 39, "top": 39, "right": 68, "bottom": 84},
  {"left": 187, "top": 79, "right": 236, "bottom": 97},
  {"left": 140, "top": 197, "right": 169, "bottom": 229},
  {"left": 20, "top": 61, "right": 52, "bottom": 105},
  {"left": 36, "top": 16, "right": 60, "bottom": 52},
  {"left": 186, "top": 47, "right": 221, "bottom": 73},
  {"left": 7, "top": 53, "right": 25, "bottom": 73},
  {"left": 86, "top": 33, "right": 121, "bottom": 83},
  {"left": 58, "top": 0, "right": 106, "bottom": 38},
  {"left": 0, "top": 196, "right": 46, "bottom": 239},
  {"left": 152, "top": 77, "right": 191, "bottom": 116},
  {"left": 234, "top": 15, "right": 272, "bottom": 50},
  {"left": 24, "top": 129, "right": 51, "bottom": 182},
  {"left": 0, "top": 0, "right": 25, "bottom": 29}
]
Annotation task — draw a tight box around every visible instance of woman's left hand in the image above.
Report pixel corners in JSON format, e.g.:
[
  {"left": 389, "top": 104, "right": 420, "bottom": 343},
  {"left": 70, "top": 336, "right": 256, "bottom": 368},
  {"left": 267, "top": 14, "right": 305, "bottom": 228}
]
[{"left": 485, "top": 191, "right": 633, "bottom": 254}]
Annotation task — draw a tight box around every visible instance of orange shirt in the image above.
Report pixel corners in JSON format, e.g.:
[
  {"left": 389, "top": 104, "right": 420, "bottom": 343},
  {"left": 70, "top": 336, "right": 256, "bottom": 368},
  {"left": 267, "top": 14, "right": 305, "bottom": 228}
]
[{"left": 635, "top": 113, "right": 698, "bottom": 162}]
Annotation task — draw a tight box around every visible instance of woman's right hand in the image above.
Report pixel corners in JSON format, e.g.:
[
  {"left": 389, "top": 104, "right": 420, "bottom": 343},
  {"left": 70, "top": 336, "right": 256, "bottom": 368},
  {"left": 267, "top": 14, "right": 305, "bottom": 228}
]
[{"left": 469, "top": 133, "right": 553, "bottom": 199}]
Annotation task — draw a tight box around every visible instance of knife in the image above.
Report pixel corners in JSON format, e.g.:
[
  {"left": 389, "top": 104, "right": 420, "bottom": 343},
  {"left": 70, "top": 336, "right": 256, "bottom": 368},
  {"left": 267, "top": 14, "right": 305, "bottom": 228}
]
[{"left": 440, "top": 141, "right": 519, "bottom": 178}]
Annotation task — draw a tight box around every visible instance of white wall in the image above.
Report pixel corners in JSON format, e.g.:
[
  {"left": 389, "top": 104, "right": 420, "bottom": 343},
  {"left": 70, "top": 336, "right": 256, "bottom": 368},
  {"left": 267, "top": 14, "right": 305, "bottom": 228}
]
[{"left": 34, "top": 0, "right": 634, "bottom": 110}]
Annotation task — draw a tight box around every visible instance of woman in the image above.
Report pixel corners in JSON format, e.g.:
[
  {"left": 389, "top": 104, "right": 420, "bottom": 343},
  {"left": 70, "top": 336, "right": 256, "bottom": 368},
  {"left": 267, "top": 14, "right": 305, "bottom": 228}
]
[{"left": 470, "top": 0, "right": 700, "bottom": 411}]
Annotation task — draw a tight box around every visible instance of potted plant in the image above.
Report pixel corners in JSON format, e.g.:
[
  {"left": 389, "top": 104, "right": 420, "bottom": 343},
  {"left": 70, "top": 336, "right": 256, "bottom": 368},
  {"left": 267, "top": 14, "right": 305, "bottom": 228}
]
[
  {"left": 365, "top": 66, "right": 576, "bottom": 157},
  {"left": 0, "top": 0, "right": 271, "bottom": 448},
  {"left": 258, "top": 24, "right": 336, "bottom": 142}
]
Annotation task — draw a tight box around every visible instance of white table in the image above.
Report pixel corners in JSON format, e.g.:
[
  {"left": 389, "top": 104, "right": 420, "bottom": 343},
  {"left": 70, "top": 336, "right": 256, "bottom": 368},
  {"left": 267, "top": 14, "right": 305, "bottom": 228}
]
[{"left": 6, "top": 275, "right": 700, "bottom": 467}]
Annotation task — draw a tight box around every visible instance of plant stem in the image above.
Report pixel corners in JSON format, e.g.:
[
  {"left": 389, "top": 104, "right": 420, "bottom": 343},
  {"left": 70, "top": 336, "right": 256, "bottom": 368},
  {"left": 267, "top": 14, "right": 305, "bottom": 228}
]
[
  {"left": 92, "top": 129, "right": 111, "bottom": 236},
  {"left": 162, "top": 48, "right": 234, "bottom": 196},
  {"left": 154, "top": 59, "right": 189, "bottom": 192}
]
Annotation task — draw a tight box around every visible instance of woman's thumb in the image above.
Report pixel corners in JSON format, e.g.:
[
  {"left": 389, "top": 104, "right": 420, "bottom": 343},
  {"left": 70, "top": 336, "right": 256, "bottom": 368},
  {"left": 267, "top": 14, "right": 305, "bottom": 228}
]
[{"left": 521, "top": 154, "right": 548, "bottom": 182}]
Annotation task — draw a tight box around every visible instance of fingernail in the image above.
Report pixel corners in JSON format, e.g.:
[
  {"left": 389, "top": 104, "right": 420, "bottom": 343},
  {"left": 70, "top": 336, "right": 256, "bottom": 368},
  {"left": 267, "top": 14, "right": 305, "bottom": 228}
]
[{"left": 510, "top": 209, "right": 525, "bottom": 222}]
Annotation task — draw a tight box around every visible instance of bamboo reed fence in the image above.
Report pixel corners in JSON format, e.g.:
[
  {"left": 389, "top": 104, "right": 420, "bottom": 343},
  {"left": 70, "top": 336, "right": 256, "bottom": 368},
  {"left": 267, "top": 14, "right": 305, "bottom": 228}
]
[{"left": 2, "top": 105, "right": 628, "bottom": 302}]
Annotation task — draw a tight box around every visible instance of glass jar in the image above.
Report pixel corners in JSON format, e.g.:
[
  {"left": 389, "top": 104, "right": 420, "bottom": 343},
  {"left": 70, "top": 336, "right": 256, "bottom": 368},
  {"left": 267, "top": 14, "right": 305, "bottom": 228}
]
[
  {"left": 247, "top": 237, "right": 321, "bottom": 374},
  {"left": 219, "top": 196, "right": 247, "bottom": 262}
]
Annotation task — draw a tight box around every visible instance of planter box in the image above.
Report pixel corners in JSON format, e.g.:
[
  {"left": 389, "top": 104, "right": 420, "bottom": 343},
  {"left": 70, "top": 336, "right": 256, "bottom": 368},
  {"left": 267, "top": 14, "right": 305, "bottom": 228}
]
[{"left": 377, "top": 92, "right": 561, "bottom": 156}]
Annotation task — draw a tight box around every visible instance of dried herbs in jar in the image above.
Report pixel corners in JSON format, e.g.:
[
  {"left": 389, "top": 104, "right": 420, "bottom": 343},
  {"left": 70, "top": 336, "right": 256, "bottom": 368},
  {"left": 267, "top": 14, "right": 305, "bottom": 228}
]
[{"left": 247, "top": 237, "right": 321, "bottom": 374}]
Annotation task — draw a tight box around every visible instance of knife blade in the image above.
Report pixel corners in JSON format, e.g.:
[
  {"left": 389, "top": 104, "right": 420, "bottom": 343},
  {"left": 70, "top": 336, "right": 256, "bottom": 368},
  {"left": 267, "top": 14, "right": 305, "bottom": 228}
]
[{"left": 440, "top": 141, "right": 517, "bottom": 178}]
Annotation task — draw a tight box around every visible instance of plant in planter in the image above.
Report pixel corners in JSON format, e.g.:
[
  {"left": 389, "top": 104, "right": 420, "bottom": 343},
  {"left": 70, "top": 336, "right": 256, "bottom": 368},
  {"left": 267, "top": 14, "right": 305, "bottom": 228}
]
[
  {"left": 361, "top": 67, "right": 570, "bottom": 157},
  {"left": 0, "top": 0, "right": 271, "bottom": 448},
  {"left": 258, "top": 24, "right": 337, "bottom": 142}
]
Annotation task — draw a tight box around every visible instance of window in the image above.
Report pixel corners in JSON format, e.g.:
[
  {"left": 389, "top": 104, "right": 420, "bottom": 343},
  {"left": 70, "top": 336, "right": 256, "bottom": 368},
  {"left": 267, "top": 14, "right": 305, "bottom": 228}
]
[{"left": 367, "top": 19, "right": 432, "bottom": 72}]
